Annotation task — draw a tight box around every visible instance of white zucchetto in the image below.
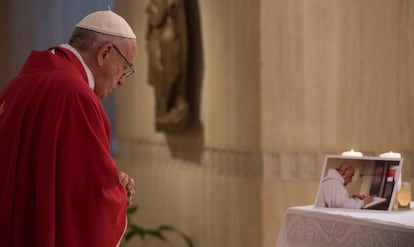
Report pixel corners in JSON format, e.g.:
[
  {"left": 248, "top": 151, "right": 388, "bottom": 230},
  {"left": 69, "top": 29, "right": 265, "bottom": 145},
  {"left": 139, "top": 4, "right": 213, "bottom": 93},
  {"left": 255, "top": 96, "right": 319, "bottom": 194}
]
[{"left": 76, "top": 10, "right": 136, "bottom": 39}]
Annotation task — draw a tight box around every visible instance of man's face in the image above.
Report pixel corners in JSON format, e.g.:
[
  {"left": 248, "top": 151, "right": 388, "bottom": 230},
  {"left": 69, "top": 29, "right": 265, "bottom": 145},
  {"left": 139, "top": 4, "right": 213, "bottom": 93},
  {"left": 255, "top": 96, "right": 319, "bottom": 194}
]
[
  {"left": 342, "top": 168, "right": 355, "bottom": 186},
  {"left": 94, "top": 41, "right": 137, "bottom": 99}
]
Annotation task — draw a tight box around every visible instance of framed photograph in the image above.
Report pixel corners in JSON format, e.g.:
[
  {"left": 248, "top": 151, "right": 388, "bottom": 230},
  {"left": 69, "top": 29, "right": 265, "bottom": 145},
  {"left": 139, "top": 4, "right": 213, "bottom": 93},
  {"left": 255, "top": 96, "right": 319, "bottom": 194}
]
[{"left": 314, "top": 155, "right": 403, "bottom": 211}]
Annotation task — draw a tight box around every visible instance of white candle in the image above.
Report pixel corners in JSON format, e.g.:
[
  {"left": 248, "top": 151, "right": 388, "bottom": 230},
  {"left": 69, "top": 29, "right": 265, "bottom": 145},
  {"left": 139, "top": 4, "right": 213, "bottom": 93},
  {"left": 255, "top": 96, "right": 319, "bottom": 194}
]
[
  {"left": 341, "top": 149, "right": 363, "bottom": 157},
  {"left": 379, "top": 151, "right": 401, "bottom": 158}
]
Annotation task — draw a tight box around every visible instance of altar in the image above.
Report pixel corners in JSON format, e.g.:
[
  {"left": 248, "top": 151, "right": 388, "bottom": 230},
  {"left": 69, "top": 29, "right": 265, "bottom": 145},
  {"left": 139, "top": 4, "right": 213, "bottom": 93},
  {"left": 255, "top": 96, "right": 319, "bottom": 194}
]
[{"left": 276, "top": 205, "right": 414, "bottom": 247}]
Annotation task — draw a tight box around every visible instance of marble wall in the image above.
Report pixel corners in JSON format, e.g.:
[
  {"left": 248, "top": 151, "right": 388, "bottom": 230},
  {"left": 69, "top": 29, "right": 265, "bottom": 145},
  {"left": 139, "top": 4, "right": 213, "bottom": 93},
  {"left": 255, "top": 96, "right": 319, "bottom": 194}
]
[{"left": 113, "top": 1, "right": 414, "bottom": 247}]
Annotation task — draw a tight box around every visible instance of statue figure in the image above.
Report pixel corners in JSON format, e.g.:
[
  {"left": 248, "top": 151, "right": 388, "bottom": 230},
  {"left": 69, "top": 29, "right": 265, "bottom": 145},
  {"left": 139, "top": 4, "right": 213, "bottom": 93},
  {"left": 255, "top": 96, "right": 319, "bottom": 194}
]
[{"left": 146, "top": 0, "right": 188, "bottom": 132}]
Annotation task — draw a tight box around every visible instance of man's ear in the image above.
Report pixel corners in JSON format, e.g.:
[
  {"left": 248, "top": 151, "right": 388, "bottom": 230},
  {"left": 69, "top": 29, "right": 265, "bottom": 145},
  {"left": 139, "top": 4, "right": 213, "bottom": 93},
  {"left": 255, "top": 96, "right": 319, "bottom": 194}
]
[{"left": 96, "top": 43, "right": 113, "bottom": 66}]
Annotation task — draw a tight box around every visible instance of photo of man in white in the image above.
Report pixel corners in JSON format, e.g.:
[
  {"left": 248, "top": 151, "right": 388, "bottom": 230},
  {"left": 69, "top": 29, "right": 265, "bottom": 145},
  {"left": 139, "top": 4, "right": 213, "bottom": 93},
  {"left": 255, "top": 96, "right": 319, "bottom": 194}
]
[{"left": 316, "top": 163, "right": 373, "bottom": 209}]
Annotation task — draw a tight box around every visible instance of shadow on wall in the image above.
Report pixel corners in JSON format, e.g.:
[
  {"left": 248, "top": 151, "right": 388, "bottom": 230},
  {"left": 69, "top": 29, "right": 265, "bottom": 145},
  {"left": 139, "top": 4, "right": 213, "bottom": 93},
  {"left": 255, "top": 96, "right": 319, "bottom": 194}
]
[{"left": 164, "top": 0, "right": 205, "bottom": 164}]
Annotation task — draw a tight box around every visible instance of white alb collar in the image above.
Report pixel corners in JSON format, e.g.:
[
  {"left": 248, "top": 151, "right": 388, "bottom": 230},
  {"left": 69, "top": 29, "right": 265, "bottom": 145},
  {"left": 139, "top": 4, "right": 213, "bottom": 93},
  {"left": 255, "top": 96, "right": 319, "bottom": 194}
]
[{"left": 59, "top": 43, "right": 95, "bottom": 90}]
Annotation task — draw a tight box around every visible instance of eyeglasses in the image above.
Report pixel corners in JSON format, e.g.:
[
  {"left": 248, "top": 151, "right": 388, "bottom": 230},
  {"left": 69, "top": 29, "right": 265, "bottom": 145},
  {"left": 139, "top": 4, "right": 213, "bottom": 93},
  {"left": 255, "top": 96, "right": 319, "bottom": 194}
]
[{"left": 112, "top": 44, "right": 135, "bottom": 79}]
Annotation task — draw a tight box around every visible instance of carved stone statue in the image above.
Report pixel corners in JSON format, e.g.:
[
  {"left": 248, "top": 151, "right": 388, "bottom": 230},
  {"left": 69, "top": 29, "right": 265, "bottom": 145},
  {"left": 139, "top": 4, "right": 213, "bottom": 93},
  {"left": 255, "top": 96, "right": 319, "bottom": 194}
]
[{"left": 146, "top": 0, "right": 188, "bottom": 132}]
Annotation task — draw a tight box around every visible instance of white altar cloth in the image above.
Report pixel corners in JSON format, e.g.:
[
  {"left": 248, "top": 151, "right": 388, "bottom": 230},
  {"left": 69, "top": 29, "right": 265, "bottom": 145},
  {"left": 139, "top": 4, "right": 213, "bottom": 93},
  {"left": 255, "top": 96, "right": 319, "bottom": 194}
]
[{"left": 276, "top": 205, "right": 414, "bottom": 247}]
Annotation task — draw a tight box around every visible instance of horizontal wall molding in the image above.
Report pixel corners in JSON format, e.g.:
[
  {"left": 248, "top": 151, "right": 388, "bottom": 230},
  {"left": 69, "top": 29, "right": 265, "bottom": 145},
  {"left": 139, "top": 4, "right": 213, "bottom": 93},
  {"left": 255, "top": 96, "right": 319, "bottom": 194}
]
[
  {"left": 117, "top": 139, "right": 263, "bottom": 178},
  {"left": 117, "top": 138, "right": 414, "bottom": 181}
]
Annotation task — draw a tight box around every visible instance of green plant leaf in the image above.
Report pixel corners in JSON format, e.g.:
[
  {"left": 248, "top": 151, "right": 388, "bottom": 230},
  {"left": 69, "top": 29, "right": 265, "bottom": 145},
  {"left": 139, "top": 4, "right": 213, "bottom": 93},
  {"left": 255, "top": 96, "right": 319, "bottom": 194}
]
[
  {"left": 145, "top": 229, "right": 168, "bottom": 242},
  {"left": 125, "top": 225, "right": 146, "bottom": 240},
  {"left": 127, "top": 204, "right": 139, "bottom": 215},
  {"left": 123, "top": 205, "right": 194, "bottom": 247},
  {"left": 157, "top": 225, "right": 195, "bottom": 247}
]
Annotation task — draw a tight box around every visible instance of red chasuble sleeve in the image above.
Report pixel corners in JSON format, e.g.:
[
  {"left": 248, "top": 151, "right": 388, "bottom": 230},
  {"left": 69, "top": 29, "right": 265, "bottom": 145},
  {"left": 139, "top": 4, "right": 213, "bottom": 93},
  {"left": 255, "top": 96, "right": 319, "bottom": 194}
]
[{"left": 0, "top": 47, "right": 127, "bottom": 246}]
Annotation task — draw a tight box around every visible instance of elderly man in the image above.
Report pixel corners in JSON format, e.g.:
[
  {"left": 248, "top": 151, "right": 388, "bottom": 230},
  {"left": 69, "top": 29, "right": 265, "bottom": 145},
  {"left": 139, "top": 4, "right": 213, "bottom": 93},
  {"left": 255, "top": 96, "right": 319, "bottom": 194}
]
[
  {"left": 0, "top": 10, "right": 136, "bottom": 246},
  {"left": 316, "top": 163, "right": 373, "bottom": 209}
]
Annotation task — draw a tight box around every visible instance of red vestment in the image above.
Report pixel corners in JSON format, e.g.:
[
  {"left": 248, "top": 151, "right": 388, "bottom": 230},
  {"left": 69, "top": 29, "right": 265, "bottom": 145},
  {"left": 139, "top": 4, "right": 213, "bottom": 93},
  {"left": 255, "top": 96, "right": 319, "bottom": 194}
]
[{"left": 0, "top": 47, "right": 126, "bottom": 246}]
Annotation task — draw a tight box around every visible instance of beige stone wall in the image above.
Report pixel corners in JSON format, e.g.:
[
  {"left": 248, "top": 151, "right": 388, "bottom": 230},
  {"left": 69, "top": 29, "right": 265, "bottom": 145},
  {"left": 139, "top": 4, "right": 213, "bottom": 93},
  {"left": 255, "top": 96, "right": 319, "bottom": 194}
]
[
  {"left": 116, "top": 1, "right": 262, "bottom": 246},
  {"left": 117, "top": 141, "right": 262, "bottom": 247},
  {"left": 115, "top": 0, "right": 261, "bottom": 151},
  {"left": 262, "top": 0, "right": 414, "bottom": 153},
  {"left": 262, "top": 0, "right": 414, "bottom": 246},
  {"left": 116, "top": 1, "right": 414, "bottom": 247}
]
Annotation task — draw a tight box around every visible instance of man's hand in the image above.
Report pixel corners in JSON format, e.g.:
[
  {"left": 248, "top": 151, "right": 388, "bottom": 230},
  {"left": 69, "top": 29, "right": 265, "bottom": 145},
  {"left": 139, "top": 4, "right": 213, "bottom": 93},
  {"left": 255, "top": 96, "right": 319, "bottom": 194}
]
[
  {"left": 118, "top": 171, "right": 135, "bottom": 205},
  {"left": 362, "top": 195, "right": 373, "bottom": 205}
]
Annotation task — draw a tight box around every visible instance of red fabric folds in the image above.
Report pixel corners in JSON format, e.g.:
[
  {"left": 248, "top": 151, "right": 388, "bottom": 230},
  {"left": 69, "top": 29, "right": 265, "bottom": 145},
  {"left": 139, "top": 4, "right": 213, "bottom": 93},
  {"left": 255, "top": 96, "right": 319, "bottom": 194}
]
[{"left": 0, "top": 47, "right": 126, "bottom": 246}]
